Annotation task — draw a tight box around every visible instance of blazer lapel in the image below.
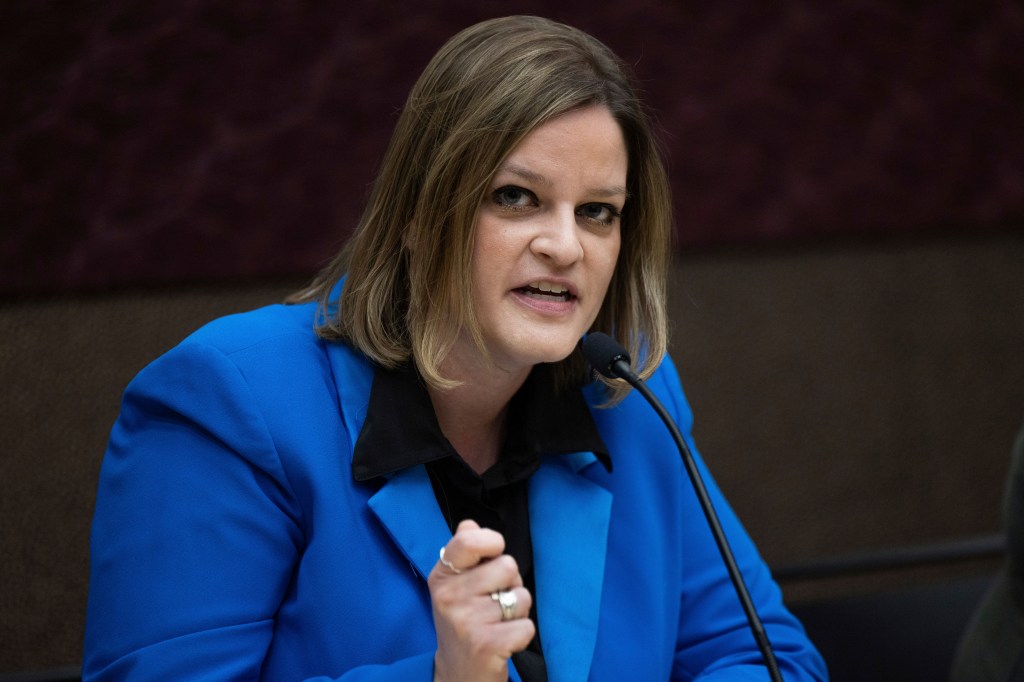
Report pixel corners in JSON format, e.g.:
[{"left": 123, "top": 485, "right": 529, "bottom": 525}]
[
  {"left": 367, "top": 466, "right": 526, "bottom": 682},
  {"left": 326, "top": 340, "right": 450, "bottom": 578},
  {"left": 367, "top": 464, "right": 452, "bottom": 580},
  {"left": 530, "top": 453, "right": 612, "bottom": 682}
]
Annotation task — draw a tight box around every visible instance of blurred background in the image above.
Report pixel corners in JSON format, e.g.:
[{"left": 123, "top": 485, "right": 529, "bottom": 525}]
[{"left": 2, "top": 2, "right": 1022, "bottom": 680}]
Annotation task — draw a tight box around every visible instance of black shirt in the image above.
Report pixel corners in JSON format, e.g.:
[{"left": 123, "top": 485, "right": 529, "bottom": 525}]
[{"left": 351, "top": 363, "right": 611, "bottom": 682}]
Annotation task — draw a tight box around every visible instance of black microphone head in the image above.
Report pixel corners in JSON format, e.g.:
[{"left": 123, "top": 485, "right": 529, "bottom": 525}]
[{"left": 582, "top": 332, "right": 632, "bottom": 379}]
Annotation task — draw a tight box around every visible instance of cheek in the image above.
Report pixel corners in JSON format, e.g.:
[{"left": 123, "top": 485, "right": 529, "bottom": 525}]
[
  {"left": 592, "top": 232, "right": 621, "bottom": 287},
  {"left": 472, "top": 226, "right": 523, "bottom": 281},
  {"left": 470, "top": 220, "right": 502, "bottom": 279},
  {"left": 608, "top": 235, "right": 622, "bottom": 277}
]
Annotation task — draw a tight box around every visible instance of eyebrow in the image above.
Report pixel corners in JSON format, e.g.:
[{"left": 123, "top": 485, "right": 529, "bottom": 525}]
[{"left": 499, "top": 163, "right": 629, "bottom": 200}]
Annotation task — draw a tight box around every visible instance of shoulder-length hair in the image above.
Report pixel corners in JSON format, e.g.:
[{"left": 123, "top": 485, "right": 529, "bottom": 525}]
[{"left": 291, "top": 15, "right": 672, "bottom": 403}]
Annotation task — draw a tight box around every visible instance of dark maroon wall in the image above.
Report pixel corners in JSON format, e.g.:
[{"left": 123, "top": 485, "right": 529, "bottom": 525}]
[{"left": 2, "top": 1, "right": 1022, "bottom": 295}]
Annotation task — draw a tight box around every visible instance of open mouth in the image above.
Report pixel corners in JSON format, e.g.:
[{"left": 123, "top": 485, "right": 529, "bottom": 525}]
[{"left": 515, "top": 281, "right": 575, "bottom": 302}]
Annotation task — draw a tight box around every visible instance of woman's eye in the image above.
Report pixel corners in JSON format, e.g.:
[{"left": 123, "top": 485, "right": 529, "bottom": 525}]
[
  {"left": 578, "top": 203, "right": 621, "bottom": 225},
  {"left": 493, "top": 186, "right": 535, "bottom": 209}
]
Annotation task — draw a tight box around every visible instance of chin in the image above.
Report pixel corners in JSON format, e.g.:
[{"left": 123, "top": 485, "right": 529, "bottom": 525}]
[
  {"left": 488, "top": 326, "right": 585, "bottom": 371},
  {"left": 525, "top": 339, "right": 582, "bottom": 366}
]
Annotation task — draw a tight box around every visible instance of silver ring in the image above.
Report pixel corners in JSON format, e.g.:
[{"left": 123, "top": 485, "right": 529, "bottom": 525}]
[
  {"left": 491, "top": 589, "right": 517, "bottom": 621},
  {"left": 438, "top": 547, "right": 462, "bottom": 574}
]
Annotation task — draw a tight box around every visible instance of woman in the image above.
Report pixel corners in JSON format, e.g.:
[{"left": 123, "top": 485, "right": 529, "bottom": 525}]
[{"left": 84, "top": 15, "right": 827, "bottom": 681}]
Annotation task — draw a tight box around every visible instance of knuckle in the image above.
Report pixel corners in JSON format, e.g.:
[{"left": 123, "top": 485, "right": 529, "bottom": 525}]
[
  {"left": 430, "top": 583, "right": 458, "bottom": 609},
  {"left": 496, "top": 555, "right": 519, "bottom": 580},
  {"left": 521, "top": 618, "right": 536, "bottom": 639},
  {"left": 486, "top": 527, "right": 506, "bottom": 545}
]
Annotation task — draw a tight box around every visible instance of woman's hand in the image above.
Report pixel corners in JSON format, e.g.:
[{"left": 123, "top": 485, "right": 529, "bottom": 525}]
[{"left": 429, "top": 519, "right": 535, "bottom": 682}]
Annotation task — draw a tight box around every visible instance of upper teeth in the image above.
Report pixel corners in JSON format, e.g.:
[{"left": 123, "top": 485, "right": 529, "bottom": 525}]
[{"left": 530, "top": 282, "right": 568, "bottom": 294}]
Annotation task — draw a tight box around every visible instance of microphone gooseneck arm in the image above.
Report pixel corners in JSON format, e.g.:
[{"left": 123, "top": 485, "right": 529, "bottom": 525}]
[{"left": 583, "top": 333, "right": 784, "bottom": 682}]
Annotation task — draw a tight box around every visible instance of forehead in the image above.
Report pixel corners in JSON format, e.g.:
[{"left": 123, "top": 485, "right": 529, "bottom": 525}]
[{"left": 496, "top": 105, "right": 628, "bottom": 194}]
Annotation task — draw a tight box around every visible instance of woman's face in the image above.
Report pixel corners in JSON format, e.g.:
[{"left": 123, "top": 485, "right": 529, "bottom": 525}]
[{"left": 462, "top": 104, "right": 626, "bottom": 377}]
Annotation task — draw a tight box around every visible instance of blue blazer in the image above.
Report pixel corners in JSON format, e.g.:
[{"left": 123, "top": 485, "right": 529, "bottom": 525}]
[{"left": 84, "top": 301, "right": 827, "bottom": 681}]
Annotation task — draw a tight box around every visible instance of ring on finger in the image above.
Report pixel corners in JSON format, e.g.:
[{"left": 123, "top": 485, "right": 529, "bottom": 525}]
[
  {"left": 491, "top": 589, "right": 517, "bottom": 621},
  {"left": 438, "top": 547, "right": 462, "bottom": 574}
]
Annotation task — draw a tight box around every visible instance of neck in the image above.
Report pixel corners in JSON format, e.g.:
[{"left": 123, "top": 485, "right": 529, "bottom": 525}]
[{"left": 426, "top": 349, "right": 531, "bottom": 475}]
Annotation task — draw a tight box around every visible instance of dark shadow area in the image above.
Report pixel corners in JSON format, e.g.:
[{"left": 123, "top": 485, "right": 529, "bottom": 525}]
[{"left": 792, "top": 574, "right": 994, "bottom": 682}]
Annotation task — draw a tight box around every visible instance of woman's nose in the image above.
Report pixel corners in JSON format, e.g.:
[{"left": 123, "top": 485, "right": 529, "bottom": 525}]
[{"left": 530, "top": 208, "right": 583, "bottom": 266}]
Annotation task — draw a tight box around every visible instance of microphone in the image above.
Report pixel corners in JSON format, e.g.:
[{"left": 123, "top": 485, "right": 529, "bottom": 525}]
[{"left": 582, "top": 332, "right": 784, "bottom": 682}]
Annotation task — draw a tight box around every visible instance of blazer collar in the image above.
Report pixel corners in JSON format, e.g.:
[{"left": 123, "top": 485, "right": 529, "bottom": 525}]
[{"left": 324, "top": 334, "right": 374, "bottom": 456}]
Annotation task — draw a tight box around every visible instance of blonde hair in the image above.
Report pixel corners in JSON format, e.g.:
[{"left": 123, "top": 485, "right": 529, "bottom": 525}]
[{"left": 291, "top": 15, "right": 672, "bottom": 402}]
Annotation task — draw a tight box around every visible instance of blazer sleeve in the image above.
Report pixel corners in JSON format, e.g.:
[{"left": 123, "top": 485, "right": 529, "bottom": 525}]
[
  {"left": 652, "top": 359, "right": 829, "bottom": 681},
  {"left": 83, "top": 340, "right": 436, "bottom": 681}
]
